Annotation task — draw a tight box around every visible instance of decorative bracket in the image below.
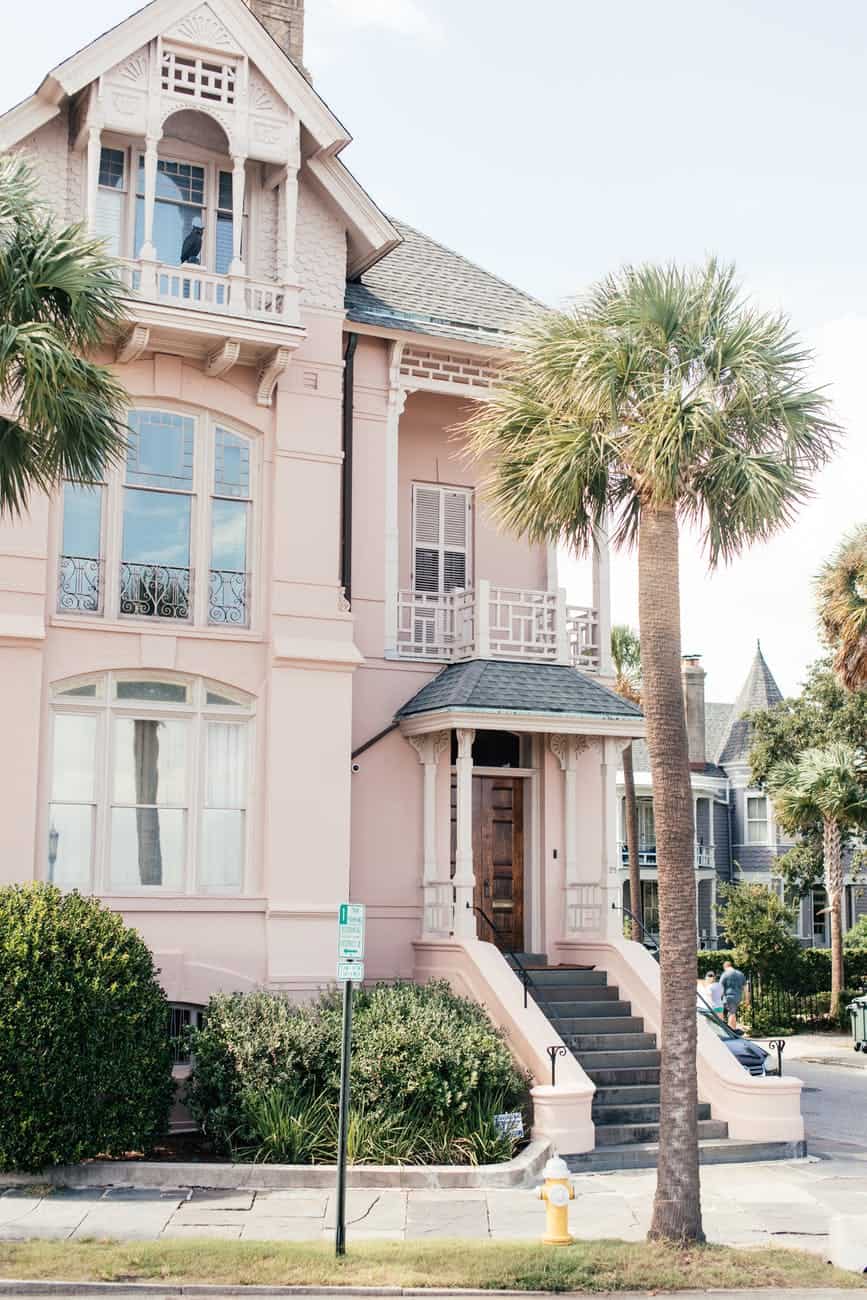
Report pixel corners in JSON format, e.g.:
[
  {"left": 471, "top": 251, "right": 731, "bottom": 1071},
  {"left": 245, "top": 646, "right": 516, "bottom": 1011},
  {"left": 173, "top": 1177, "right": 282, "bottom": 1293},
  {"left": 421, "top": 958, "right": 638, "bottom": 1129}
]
[
  {"left": 256, "top": 346, "right": 292, "bottom": 407},
  {"left": 407, "top": 731, "right": 450, "bottom": 765},
  {"left": 205, "top": 339, "right": 241, "bottom": 378},
  {"left": 549, "top": 733, "right": 589, "bottom": 770},
  {"left": 115, "top": 324, "right": 150, "bottom": 365}
]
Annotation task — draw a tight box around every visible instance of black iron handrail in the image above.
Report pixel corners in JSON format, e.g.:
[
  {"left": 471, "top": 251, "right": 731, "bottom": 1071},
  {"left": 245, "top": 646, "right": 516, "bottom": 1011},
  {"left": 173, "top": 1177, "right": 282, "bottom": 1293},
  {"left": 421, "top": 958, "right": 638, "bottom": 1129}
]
[
  {"left": 470, "top": 902, "right": 535, "bottom": 1008},
  {"left": 612, "top": 900, "right": 660, "bottom": 959}
]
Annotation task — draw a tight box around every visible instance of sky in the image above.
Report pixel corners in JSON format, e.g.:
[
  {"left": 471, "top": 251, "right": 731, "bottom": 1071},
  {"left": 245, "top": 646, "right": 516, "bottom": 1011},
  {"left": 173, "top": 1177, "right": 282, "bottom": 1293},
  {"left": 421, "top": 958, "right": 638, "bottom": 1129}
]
[{"left": 5, "top": 0, "right": 866, "bottom": 702}]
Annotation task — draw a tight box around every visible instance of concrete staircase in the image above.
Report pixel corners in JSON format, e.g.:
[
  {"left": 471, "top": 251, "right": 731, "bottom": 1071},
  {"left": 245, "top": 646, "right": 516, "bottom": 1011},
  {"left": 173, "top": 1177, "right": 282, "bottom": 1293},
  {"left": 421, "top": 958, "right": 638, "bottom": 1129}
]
[{"left": 508, "top": 956, "right": 803, "bottom": 1171}]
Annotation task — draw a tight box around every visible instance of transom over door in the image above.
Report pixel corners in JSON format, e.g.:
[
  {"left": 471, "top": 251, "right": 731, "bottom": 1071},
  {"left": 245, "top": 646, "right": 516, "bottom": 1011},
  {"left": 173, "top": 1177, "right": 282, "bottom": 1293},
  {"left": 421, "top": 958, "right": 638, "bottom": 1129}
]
[{"left": 452, "top": 775, "right": 524, "bottom": 952}]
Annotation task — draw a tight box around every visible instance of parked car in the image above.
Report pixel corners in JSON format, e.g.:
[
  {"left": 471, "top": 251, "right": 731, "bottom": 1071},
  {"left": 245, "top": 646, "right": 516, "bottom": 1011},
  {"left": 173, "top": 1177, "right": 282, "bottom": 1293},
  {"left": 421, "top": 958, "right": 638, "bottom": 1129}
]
[{"left": 699, "top": 1007, "right": 771, "bottom": 1076}]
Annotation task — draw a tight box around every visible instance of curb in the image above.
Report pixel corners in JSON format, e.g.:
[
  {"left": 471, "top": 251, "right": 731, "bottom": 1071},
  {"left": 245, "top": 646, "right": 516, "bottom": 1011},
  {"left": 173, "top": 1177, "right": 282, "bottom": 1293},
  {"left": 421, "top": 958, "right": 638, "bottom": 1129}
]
[
  {"left": 0, "top": 1288, "right": 537, "bottom": 1298},
  {"left": 0, "top": 1141, "right": 550, "bottom": 1194}
]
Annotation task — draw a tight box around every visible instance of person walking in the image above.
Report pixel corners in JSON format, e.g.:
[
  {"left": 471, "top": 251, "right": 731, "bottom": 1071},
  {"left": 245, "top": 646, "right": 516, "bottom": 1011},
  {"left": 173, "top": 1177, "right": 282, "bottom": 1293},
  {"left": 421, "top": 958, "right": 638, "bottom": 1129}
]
[
  {"left": 698, "top": 971, "right": 724, "bottom": 1016},
  {"left": 720, "top": 960, "right": 747, "bottom": 1030}
]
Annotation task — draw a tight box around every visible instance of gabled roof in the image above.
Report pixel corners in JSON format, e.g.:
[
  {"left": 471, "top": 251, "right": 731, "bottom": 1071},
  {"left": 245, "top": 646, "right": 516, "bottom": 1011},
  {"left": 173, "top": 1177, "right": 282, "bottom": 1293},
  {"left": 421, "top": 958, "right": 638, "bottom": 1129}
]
[
  {"left": 396, "top": 660, "right": 644, "bottom": 721},
  {"left": 346, "top": 218, "right": 543, "bottom": 349},
  {"left": 716, "top": 644, "right": 784, "bottom": 767}
]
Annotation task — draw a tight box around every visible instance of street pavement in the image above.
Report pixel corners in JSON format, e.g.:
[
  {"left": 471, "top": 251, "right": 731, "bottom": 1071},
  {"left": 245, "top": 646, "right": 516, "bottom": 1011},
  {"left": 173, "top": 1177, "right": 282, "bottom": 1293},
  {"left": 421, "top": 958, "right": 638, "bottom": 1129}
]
[{"left": 0, "top": 1052, "right": 865, "bottom": 1250}]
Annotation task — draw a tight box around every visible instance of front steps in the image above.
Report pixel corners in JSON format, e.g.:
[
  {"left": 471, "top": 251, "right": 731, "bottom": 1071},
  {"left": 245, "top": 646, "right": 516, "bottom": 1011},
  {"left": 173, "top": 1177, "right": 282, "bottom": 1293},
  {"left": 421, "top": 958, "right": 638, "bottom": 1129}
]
[{"left": 515, "top": 956, "right": 804, "bottom": 1171}]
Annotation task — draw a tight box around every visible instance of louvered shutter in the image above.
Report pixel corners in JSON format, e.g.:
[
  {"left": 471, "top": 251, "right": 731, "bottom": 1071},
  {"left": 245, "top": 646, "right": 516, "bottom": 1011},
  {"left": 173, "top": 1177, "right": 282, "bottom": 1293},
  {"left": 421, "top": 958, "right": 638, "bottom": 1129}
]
[
  {"left": 94, "top": 190, "right": 123, "bottom": 257},
  {"left": 412, "top": 484, "right": 471, "bottom": 593}
]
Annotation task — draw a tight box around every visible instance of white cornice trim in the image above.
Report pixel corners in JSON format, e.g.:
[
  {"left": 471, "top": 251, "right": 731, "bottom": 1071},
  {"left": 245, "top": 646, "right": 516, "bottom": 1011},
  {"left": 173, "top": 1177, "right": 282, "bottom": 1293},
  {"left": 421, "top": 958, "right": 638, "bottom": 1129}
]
[
  {"left": 0, "top": 97, "right": 60, "bottom": 150},
  {"left": 305, "top": 155, "right": 400, "bottom": 278},
  {"left": 344, "top": 319, "right": 519, "bottom": 363},
  {"left": 399, "top": 708, "right": 645, "bottom": 739}
]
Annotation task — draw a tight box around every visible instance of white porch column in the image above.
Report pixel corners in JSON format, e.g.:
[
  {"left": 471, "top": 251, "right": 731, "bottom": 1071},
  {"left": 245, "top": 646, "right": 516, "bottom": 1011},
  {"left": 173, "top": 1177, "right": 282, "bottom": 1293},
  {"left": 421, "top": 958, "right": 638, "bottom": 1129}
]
[
  {"left": 281, "top": 164, "right": 298, "bottom": 284},
  {"left": 550, "top": 734, "right": 586, "bottom": 935},
  {"left": 452, "top": 727, "right": 476, "bottom": 937},
  {"left": 476, "top": 578, "right": 491, "bottom": 659},
  {"left": 709, "top": 795, "right": 716, "bottom": 869},
  {"left": 602, "top": 736, "right": 627, "bottom": 937},
  {"left": 408, "top": 731, "right": 451, "bottom": 936},
  {"left": 229, "top": 154, "right": 247, "bottom": 277},
  {"left": 138, "top": 134, "right": 159, "bottom": 293},
  {"left": 85, "top": 125, "right": 101, "bottom": 237},
  {"left": 383, "top": 341, "right": 406, "bottom": 656},
  {"left": 556, "top": 586, "right": 570, "bottom": 664},
  {"left": 592, "top": 520, "right": 613, "bottom": 677},
  {"left": 693, "top": 793, "right": 699, "bottom": 867}
]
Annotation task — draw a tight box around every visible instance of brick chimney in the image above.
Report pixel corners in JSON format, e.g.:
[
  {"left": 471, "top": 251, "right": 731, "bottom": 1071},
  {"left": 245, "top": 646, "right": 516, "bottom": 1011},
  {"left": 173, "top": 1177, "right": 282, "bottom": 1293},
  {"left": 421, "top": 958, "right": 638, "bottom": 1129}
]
[
  {"left": 682, "top": 654, "right": 706, "bottom": 771},
  {"left": 246, "top": 0, "right": 308, "bottom": 78}
]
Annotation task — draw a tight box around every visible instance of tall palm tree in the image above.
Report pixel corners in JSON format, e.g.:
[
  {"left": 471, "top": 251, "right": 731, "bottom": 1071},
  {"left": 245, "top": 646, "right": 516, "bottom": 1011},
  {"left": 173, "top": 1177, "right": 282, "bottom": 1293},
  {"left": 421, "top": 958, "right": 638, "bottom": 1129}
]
[
  {"left": 768, "top": 744, "right": 867, "bottom": 1019},
  {"left": 463, "top": 260, "right": 836, "bottom": 1243},
  {"left": 816, "top": 524, "right": 867, "bottom": 692},
  {"left": 611, "top": 624, "right": 643, "bottom": 941},
  {"left": 0, "top": 155, "right": 128, "bottom": 514}
]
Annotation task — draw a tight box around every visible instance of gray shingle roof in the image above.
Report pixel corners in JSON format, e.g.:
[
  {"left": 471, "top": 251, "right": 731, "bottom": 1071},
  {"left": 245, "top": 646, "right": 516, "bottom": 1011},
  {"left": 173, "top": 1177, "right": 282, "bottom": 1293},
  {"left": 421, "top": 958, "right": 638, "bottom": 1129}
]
[
  {"left": 346, "top": 219, "right": 543, "bottom": 348},
  {"left": 396, "top": 660, "right": 645, "bottom": 721},
  {"left": 716, "top": 645, "right": 784, "bottom": 767}
]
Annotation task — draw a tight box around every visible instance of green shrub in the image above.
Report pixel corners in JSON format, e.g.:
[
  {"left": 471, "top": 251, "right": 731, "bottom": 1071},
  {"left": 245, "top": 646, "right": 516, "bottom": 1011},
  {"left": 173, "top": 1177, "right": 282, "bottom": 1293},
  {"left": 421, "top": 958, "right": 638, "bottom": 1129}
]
[
  {"left": 844, "top": 913, "right": 867, "bottom": 950},
  {"left": 186, "top": 981, "right": 530, "bottom": 1164},
  {"left": 698, "top": 950, "right": 734, "bottom": 977},
  {"left": 0, "top": 884, "right": 173, "bottom": 1172}
]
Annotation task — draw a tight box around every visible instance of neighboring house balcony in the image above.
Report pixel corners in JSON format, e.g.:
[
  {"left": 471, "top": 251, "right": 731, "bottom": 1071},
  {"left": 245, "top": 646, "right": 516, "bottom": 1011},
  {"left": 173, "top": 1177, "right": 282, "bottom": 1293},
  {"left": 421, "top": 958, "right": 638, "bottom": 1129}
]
[
  {"left": 394, "top": 580, "right": 600, "bottom": 671},
  {"left": 618, "top": 842, "right": 715, "bottom": 870}
]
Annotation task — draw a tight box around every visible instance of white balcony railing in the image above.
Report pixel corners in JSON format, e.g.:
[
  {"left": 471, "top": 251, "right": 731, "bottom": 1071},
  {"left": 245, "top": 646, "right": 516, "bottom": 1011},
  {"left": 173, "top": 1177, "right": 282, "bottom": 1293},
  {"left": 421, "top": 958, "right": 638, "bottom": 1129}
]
[
  {"left": 119, "top": 260, "right": 292, "bottom": 323},
  {"left": 618, "top": 842, "right": 715, "bottom": 870},
  {"left": 395, "top": 580, "right": 600, "bottom": 671}
]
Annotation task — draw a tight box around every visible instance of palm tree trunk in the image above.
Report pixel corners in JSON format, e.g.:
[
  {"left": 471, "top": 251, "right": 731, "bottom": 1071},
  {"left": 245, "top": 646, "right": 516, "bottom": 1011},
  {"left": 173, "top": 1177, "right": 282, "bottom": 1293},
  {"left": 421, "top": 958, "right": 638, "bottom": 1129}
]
[
  {"left": 639, "top": 503, "right": 703, "bottom": 1244},
  {"left": 824, "top": 816, "right": 844, "bottom": 1021},
  {"left": 622, "top": 743, "right": 643, "bottom": 940}
]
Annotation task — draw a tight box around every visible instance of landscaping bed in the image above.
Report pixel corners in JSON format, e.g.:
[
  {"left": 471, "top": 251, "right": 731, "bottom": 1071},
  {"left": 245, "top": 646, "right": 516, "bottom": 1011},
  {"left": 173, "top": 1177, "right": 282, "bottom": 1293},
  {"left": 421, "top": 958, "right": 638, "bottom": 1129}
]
[{"left": 0, "top": 1239, "right": 863, "bottom": 1291}]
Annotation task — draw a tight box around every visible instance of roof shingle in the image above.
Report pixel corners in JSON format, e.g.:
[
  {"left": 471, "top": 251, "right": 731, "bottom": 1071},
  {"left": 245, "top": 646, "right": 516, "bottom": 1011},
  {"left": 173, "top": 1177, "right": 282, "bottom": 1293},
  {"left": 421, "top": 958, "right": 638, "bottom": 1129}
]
[{"left": 396, "top": 660, "right": 644, "bottom": 721}]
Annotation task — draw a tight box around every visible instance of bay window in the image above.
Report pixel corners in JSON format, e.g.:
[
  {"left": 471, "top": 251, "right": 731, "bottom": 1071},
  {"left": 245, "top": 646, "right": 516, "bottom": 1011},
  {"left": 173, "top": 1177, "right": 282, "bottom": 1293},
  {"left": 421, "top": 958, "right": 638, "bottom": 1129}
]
[
  {"left": 58, "top": 407, "right": 255, "bottom": 628},
  {"left": 47, "top": 674, "right": 253, "bottom": 895}
]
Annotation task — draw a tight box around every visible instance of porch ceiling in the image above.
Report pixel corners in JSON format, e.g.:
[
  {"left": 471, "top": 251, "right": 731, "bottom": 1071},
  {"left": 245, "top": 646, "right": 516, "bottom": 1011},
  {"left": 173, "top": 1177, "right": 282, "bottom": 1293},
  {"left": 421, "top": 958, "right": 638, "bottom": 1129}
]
[{"left": 395, "top": 659, "right": 645, "bottom": 738}]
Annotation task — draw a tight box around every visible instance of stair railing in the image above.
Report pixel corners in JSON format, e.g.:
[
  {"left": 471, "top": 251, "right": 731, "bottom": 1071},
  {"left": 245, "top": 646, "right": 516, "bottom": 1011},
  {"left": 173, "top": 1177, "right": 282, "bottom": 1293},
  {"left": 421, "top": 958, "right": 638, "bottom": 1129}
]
[
  {"left": 470, "top": 902, "right": 535, "bottom": 1009},
  {"left": 612, "top": 900, "right": 660, "bottom": 960}
]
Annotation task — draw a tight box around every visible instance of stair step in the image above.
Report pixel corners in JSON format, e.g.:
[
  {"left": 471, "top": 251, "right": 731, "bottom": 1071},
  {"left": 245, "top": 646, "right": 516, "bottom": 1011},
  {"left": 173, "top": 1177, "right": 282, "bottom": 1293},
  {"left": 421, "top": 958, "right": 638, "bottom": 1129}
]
[
  {"left": 547, "top": 1000, "right": 634, "bottom": 1020},
  {"left": 532, "top": 986, "right": 622, "bottom": 1005},
  {"left": 578, "top": 1049, "right": 661, "bottom": 1070},
  {"left": 521, "top": 968, "right": 605, "bottom": 987},
  {"left": 593, "top": 1084, "right": 661, "bottom": 1106},
  {"left": 506, "top": 953, "right": 548, "bottom": 967},
  {"left": 592, "top": 1102, "right": 712, "bottom": 1126},
  {"left": 553, "top": 1016, "right": 643, "bottom": 1036},
  {"left": 595, "top": 1119, "right": 728, "bottom": 1147},
  {"left": 566, "top": 1032, "right": 656, "bottom": 1052},
  {"left": 585, "top": 1066, "right": 661, "bottom": 1086},
  {"left": 564, "top": 1138, "right": 807, "bottom": 1173}
]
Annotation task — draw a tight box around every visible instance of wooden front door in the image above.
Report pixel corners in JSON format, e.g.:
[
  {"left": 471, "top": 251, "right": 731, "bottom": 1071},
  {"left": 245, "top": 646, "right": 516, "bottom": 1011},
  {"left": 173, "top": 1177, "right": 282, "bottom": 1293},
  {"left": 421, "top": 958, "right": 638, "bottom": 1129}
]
[{"left": 452, "top": 776, "right": 524, "bottom": 952}]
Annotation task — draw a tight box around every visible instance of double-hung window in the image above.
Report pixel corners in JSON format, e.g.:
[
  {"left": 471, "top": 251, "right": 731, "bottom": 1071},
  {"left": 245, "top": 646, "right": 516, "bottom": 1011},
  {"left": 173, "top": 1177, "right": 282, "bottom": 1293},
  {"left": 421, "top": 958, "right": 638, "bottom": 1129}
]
[
  {"left": 57, "top": 408, "right": 255, "bottom": 628},
  {"left": 746, "top": 794, "right": 769, "bottom": 845},
  {"left": 47, "top": 674, "right": 252, "bottom": 895}
]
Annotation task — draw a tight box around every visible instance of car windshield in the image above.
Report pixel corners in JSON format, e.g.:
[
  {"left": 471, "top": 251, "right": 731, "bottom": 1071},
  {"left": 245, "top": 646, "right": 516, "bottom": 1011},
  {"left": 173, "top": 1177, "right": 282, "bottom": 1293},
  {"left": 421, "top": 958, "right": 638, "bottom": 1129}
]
[{"left": 699, "top": 1009, "right": 734, "bottom": 1040}]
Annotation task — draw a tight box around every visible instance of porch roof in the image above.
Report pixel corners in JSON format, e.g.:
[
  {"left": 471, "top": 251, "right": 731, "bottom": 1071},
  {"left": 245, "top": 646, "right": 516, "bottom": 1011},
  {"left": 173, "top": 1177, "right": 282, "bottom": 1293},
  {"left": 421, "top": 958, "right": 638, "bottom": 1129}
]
[{"left": 396, "top": 659, "right": 644, "bottom": 722}]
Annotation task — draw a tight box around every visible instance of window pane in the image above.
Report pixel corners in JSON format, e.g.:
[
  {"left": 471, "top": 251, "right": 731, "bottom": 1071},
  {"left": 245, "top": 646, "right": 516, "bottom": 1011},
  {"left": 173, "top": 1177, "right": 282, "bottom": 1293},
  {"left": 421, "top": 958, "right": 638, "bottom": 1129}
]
[
  {"left": 217, "top": 170, "right": 233, "bottom": 211},
  {"left": 206, "top": 689, "right": 239, "bottom": 705},
  {"left": 200, "top": 809, "right": 243, "bottom": 891},
  {"left": 214, "top": 428, "right": 250, "bottom": 497},
  {"left": 113, "top": 717, "right": 188, "bottom": 805},
  {"left": 154, "top": 159, "right": 206, "bottom": 205},
  {"left": 110, "top": 807, "right": 185, "bottom": 890},
  {"left": 52, "top": 713, "right": 97, "bottom": 801},
  {"left": 127, "top": 411, "right": 194, "bottom": 489},
  {"left": 210, "top": 498, "right": 247, "bottom": 572},
  {"left": 98, "top": 148, "right": 125, "bottom": 190},
  {"left": 116, "top": 680, "right": 188, "bottom": 704},
  {"left": 122, "top": 489, "right": 191, "bottom": 567},
  {"left": 62, "top": 483, "right": 102, "bottom": 559},
  {"left": 136, "top": 196, "right": 204, "bottom": 267},
  {"left": 48, "top": 804, "right": 92, "bottom": 888},
  {"left": 205, "top": 721, "right": 247, "bottom": 807},
  {"left": 55, "top": 682, "right": 99, "bottom": 699}
]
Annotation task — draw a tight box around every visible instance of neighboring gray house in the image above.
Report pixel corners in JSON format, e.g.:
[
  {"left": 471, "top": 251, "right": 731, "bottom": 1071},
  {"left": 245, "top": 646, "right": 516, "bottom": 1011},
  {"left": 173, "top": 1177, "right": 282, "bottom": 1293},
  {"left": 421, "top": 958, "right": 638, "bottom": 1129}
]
[{"left": 617, "top": 644, "right": 866, "bottom": 948}]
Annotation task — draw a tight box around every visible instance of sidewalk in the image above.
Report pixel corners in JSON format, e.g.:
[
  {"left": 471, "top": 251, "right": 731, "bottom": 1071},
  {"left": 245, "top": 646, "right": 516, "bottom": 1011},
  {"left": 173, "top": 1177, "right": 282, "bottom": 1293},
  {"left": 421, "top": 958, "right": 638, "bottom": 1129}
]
[
  {"left": 2, "top": 1152, "right": 866, "bottom": 1252},
  {"left": 754, "top": 1034, "right": 866, "bottom": 1068}
]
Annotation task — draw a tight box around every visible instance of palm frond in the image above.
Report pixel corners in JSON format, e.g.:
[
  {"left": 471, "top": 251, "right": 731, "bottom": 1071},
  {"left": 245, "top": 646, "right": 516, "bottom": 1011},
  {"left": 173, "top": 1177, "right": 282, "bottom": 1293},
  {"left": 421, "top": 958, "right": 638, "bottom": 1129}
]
[{"left": 816, "top": 523, "right": 867, "bottom": 691}]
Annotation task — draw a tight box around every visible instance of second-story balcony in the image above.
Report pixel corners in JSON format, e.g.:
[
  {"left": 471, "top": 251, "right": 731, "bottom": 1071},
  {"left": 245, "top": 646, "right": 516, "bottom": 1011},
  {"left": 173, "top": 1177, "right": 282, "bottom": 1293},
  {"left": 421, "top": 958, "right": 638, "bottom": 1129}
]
[
  {"left": 394, "top": 580, "right": 600, "bottom": 672},
  {"left": 619, "top": 842, "right": 716, "bottom": 870}
]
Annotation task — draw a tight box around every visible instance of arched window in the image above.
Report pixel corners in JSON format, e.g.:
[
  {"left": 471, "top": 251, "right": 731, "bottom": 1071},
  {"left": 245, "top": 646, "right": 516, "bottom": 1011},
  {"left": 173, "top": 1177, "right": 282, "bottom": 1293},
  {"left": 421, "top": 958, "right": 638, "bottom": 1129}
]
[
  {"left": 47, "top": 673, "right": 253, "bottom": 895},
  {"left": 58, "top": 408, "right": 254, "bottom": 628}
]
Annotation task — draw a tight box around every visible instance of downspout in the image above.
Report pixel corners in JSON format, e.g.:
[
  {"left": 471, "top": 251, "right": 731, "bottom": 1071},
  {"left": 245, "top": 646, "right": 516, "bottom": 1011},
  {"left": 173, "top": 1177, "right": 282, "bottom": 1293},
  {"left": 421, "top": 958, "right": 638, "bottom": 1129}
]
[{"left": 341, "top": 332, "right": 359, "bottom": 605}]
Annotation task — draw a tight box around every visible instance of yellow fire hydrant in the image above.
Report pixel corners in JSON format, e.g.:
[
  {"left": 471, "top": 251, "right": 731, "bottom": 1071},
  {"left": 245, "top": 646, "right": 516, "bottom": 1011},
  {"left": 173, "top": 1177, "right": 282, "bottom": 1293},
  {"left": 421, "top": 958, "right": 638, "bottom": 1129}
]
[{"left": 536, "top": 1155, "right": 575, "bottom": 1245}]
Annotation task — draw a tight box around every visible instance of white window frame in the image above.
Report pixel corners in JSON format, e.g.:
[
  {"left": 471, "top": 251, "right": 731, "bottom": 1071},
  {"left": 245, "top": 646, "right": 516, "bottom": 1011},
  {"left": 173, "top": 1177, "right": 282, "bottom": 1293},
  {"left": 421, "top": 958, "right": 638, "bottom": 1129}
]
[
  {"left": 745, "top": 791, "right": 770, "bottom": 846},
  {"left": 410, "top": 482, "right": 473, "bottom": 594},
  {"left": 45, "top": 672, "right": 254, "bottom": 897},
  {"left": 55, "top": 403, "right": 258, "bottom": 632}
]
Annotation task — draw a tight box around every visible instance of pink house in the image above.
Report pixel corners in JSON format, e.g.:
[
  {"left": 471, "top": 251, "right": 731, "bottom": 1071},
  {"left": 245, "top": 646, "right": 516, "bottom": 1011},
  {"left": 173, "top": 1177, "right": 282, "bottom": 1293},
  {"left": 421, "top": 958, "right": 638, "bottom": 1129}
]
[{"left": 0, "top": 0, "right": 803, "bottom": 1162}]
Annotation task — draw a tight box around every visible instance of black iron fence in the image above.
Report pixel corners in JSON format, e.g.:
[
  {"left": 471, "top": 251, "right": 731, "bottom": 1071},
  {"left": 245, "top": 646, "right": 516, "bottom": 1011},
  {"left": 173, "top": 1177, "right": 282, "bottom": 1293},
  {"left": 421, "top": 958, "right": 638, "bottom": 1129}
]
[{"left": 746, "top": 971, "right": 831, "bottom": 1031}]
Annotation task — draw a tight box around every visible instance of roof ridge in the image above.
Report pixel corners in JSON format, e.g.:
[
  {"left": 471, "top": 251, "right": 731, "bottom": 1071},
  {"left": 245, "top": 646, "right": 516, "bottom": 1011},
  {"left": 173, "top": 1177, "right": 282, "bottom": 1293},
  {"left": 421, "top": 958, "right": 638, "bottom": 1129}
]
[{"left": 388, "top": 216, "right": 547, "bottom": 312}]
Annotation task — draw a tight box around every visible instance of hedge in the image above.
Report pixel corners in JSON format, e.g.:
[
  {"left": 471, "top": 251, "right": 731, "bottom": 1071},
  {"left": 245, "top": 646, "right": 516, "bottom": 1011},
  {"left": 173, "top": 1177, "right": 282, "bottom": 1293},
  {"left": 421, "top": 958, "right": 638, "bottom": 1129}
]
[
  {"left": 698, "top": 946, "right": 867, "bottom": 991},
  {"left": 0, "top": 884, "right": 174, "bottom": 1172}
]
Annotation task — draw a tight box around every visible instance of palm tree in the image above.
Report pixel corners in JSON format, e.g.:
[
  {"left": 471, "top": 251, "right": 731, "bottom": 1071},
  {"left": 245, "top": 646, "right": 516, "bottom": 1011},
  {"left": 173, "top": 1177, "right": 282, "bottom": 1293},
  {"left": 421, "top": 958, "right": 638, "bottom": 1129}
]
[
  {"left": 816, "top": 524, "right": 867, "bottom": 692},
  {"left": 0, "top": 155, "right": 128, "bottom": 514},
  {"left": 611, "top": 624, "right": 643, "bottom": 941},
  {"left": 463, "top": 260, "right": 836, "bottom": 1243},
  {"left": 768, "top": 744, "right": 867, "bottom": 1019}
]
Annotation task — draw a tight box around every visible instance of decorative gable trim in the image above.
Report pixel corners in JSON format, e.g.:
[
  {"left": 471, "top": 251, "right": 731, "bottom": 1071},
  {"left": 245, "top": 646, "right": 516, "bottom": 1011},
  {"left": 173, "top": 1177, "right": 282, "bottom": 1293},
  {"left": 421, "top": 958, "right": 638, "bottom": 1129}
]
[{"left": 165, "top": 3, "right": 239, "bottom": 51}]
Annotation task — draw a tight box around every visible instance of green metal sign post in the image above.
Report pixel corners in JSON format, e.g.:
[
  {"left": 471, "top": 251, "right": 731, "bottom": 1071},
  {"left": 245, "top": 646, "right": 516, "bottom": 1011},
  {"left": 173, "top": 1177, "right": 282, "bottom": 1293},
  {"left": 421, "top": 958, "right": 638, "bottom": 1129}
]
[{"left": 335, "top": 903, "right": 365, "bottom": 1256}]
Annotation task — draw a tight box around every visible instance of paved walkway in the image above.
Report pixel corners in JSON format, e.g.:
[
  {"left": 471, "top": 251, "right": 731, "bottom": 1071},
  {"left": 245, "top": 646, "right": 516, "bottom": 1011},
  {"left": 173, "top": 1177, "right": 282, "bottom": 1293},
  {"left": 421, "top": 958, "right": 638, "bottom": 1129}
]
[{"left": 1, "top": 1151, "right": 866, "bottom": 1250}]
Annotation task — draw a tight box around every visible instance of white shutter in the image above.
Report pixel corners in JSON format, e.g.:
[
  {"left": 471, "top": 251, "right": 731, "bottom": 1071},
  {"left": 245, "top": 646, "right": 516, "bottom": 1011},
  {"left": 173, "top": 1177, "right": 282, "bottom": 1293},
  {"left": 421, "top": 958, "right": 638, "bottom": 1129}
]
[
  {"left": 412, "top": 484, "right": 472, "bottom": 593},
  {"left": 94, "top": 189, "right": 123, "bottom": 257}
]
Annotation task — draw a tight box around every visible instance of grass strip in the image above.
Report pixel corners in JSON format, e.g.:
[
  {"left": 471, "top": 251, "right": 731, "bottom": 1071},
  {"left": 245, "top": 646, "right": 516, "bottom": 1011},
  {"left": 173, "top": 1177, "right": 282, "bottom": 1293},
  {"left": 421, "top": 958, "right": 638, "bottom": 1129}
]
[{"left": 0, "top": 1239, "right": 863, "bottom": 1291}]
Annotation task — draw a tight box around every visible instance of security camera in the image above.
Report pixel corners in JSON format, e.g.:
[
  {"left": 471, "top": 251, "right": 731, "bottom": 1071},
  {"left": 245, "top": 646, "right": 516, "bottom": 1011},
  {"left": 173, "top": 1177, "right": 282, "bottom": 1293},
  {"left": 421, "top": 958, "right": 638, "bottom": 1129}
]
[{"left": 351, "top": 762, "right": 361, "bottom": 773}]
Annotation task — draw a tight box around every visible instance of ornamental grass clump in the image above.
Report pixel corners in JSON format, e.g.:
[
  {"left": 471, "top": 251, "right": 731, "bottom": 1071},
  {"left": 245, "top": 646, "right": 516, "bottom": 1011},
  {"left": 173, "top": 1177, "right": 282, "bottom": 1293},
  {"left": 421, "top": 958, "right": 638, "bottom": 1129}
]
[
  {"left": 186, "top": 980, "right": 529, "bottom": 1165},
  {"left": 0, "top": 884, "right": 174, "bottom": 1172}
]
